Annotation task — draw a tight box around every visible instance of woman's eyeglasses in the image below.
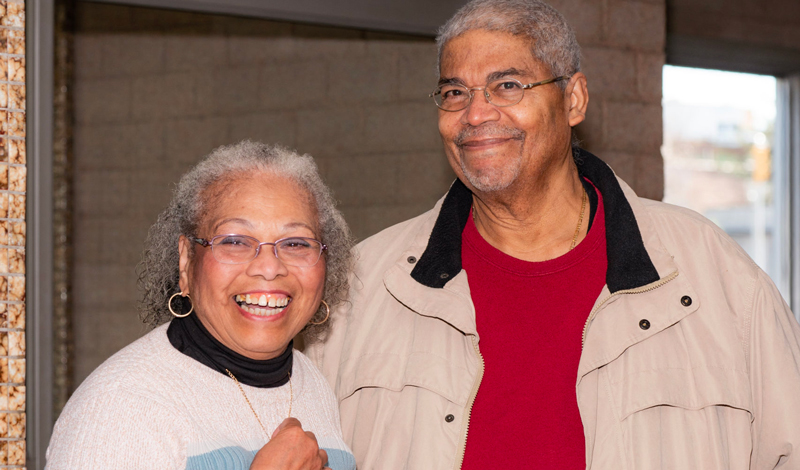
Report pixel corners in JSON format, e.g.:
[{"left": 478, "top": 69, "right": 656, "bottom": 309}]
[{"left": 192, "top": 234, "right": 327, "bottom": 267}]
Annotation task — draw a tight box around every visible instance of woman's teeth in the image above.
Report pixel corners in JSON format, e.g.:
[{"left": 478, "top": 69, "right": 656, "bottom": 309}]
[{"left": 235, "top": 294, "right": 290, "bottom": 316}]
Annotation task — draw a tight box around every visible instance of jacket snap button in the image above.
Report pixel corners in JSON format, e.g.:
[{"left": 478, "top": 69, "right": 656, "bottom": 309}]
[
  {"left": 639, "top": 319, "right": 650, "bottom": 330},
  {"left": 439, "top": 273, "right": 450, "bottom": 279},
  {"left": 681, "top": 295, "right": 692, "bottom": 307},
  {"left": 445, "top": 414, "right": 455, "bottom": 423},
  {"left": 407, "top": 256, "right": 417, "bottom": 264}
]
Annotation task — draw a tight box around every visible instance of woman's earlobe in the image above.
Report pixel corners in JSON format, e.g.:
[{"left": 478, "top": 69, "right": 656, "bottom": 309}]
[{"left": 178, "top": 235, "right": 192, "bottom": 293}]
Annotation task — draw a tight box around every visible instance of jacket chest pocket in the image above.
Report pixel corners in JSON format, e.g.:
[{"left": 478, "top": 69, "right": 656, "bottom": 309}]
[
  {"left": 336, "top": 350, "right": 475, "bottom": 406},
  {"left": 334, "top": 327, "right": 480, "bottom": 470},
  {"left": 336, "top": 296, "right": 482, "bottom": 402},
  {"left": 597, "top": 323, "right": 754, "bottom": 470},
  {"left": 603, "top": 317, "right": 752, "bottom": 416}
]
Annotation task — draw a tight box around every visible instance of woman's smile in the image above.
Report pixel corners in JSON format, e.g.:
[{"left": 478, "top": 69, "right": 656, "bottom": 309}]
[{"left": 235, "top": 292, "right": 291, "bottom": 317}]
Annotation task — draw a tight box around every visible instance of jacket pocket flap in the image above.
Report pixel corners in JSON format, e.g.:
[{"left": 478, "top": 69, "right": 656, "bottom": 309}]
[
  {"left": 336, "top": 351, "right": 474, "bottom": 406},
  {"left": 610, "top": 365, "right": 752, "bottom": 420}
]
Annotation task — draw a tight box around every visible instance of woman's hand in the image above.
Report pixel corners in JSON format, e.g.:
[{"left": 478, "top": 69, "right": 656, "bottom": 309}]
[{"left": 249, "top": 418, "right": 329, "bottom": 470}]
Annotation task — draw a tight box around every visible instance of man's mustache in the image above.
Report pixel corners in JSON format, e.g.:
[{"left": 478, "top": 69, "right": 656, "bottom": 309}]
[{"left": 455, "top": 125, "right": 525, "bottom": 147}]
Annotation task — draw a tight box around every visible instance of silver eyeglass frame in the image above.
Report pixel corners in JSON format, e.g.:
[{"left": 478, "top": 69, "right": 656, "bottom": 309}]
[
  {"left": 192, "top": 234, "right": 327, "bottom": 267},
  {"left": 429, "top": 75, "right": 570, "bottom": 112}
]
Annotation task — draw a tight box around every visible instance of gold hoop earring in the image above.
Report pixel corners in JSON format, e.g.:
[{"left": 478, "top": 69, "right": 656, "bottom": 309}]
[
  {"left": 168, "top": 292, "right": 194, "bottom": 318},
  {"left": 308, "top": 300, "right": 330, "bottom": 325}
]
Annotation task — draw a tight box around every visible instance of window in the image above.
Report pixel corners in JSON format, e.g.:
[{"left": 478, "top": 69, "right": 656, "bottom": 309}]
[{"left": 662, "top": 66, "right": 789, "bottom": 302}]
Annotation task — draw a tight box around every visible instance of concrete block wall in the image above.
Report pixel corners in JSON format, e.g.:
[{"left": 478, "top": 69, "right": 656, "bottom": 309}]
[
  {"left": 71, "top": 0, "right": 666, "bottom": 387},
  {"left": 555, "top": 0, "right": 667, "bottom": 200}
]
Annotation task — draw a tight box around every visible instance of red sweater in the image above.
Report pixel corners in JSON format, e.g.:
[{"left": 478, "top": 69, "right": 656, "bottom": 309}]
[{"left": 461, "top": 188, "right": 607, "bottom": 469}]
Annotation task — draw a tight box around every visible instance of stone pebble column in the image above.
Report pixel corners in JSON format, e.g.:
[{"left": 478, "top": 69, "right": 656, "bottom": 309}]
[{"left": 0, "top": 0, "right": 26, "bottom": 467}]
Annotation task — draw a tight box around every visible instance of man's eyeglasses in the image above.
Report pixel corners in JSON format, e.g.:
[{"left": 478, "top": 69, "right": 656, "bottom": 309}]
[
  {"left": 429, "top": 76, "right": 570, "bottom": 112},
  {"left": 192, "top": 234, "right": 327, "bottom": 267}
]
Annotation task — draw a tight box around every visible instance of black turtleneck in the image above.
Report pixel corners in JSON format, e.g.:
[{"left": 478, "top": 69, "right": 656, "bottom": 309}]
[{"left": 167, "top": 313, "right": 292, "bottom": 388}]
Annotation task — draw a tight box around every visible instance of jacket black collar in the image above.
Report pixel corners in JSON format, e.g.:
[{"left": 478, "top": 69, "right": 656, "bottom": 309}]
[{"left": 410, "top": 149, "right": 660, "bottom": 293}]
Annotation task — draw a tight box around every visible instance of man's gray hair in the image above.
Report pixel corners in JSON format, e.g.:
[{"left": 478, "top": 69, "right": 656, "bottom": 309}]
[
  {"left": 137, "top": 140, "right": 354, "bottom": 342},
  {"left": 436, "top": 0, "right": 581, "bottom": 87}
]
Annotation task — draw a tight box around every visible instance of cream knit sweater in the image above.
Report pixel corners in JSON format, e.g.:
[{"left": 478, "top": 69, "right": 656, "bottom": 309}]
[{"left": 46, "top": 324, "right": 356, "bottom": 470}]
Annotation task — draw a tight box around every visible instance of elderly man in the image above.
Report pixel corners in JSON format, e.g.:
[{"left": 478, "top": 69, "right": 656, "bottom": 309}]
[{"left": 310, "top": 0, "right": 800, "bottom": 468}]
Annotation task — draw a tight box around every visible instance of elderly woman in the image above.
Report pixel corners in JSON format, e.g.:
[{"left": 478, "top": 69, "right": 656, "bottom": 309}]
[{"left": 46, "top": 141, "right": 356, "bottom": 470}]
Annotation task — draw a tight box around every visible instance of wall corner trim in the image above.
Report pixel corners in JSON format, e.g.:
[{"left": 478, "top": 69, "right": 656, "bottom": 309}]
[{"left": 27, "top": 0, "right": 56, "bottom": 468}]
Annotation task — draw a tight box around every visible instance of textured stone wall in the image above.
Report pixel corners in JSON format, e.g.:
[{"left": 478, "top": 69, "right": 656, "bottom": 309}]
[
  {"left": 0, "top": 1, "right": 26, "bottom": 466},
  {"left": 71, "top": 0, "right": 666, "bottom": 388},
  {"left": 557, "top": 0, "right": 666, "bottom": 200}
]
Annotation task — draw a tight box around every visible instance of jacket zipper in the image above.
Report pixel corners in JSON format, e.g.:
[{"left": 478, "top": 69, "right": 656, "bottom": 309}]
[
  {"left": 454, "top": 335, "right": 485, "bottom": 470},
  {"left": 581, "top": 270, "right": 680, "bottom": 349}
]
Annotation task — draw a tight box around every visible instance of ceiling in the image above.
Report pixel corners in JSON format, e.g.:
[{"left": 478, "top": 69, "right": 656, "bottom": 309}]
[{"left": 91, "top": 0, "right": 469, "bottom": 36}]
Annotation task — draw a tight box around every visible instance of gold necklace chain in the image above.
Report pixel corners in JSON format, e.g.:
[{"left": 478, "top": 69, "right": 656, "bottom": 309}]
[
  {"left": 470, "top": 185, "right": 588, "bottom": 252},
  {"left": 226, "top": 368, "right": 292, "bottom": 440},
  {"left": 569, "top": 188, "right": 587, "bottom": 251}
]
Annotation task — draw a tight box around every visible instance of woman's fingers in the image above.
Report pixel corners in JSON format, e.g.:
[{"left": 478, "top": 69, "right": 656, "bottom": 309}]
[
  {"left": 250, "top": 419, "right": 327, "bottom": 470},
  {"left": 271, "top": 417, "right": 302, "bottom": 439}
]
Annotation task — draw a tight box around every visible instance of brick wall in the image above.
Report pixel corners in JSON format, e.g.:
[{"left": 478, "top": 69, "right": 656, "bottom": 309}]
[{"left": 71, "top": 0, "right": 666, "bottom": 387}]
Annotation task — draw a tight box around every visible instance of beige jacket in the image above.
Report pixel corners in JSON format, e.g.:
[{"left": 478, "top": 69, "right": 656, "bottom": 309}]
[{"left": 309, "top": 151, "right": 800, "bottom": 470}]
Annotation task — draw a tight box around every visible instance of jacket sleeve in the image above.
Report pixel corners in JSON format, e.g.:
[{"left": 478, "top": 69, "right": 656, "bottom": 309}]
[{"left": 749, "top": 269, "right": 800, "bottom": 469}]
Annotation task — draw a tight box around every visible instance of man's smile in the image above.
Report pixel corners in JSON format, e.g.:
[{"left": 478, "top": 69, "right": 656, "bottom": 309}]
[
  {"left": 459, "top": 137, "right": 515, "bottom": 149},
  {"left": 455, "top": 124, "right": 525, "bottom": 150}
]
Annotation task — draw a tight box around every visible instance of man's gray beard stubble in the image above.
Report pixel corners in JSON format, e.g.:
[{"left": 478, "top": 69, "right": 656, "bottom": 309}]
[{"left": 455, "top": 124, "right": 526, "bottom": 193}]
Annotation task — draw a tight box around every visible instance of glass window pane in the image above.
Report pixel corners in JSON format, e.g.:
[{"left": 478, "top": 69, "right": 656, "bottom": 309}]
[{"left": 662, "top": 65, "right": 785, "bottom": 298}]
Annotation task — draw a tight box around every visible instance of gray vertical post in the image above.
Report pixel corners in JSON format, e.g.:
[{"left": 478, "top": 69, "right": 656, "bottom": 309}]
[
  {"left": 791, "top": 77, "right": 800, "bottom": 319},
  {"left": 27, "top": 0, "right": 56, "bottom": 468},
  {"left": 779, "top": 76, "right": 800, "bottom": 319},
  {"left": 775, "top": 79, "right": 792, "bottom": 306}
]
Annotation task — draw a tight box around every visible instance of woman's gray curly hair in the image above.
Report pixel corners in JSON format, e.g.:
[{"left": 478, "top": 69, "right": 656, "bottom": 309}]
[
  {"left": 137, "top": 140, "right": 354, "bottom": 341},
  {"left": 436, "top": 0, "right": 581, "bottom": 88}
]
